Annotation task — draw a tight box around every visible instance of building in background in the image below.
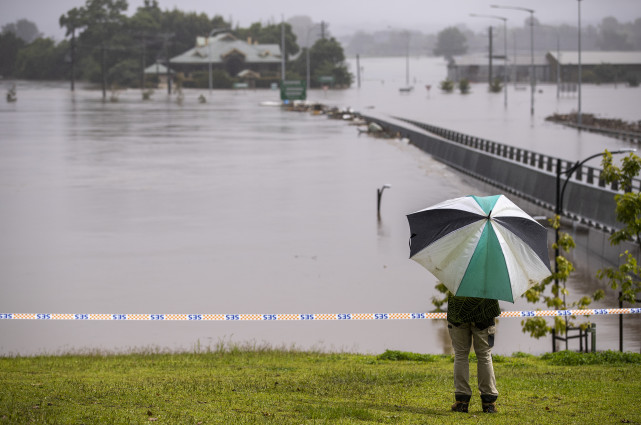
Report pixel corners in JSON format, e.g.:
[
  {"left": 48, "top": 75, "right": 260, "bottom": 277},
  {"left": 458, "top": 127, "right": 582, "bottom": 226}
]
[{"left": 169, "top": 31, "right": 282, "bottom": 79}]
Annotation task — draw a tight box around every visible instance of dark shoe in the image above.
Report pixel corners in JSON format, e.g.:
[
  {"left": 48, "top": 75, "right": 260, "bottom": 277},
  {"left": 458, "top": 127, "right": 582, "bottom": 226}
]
[
  {"left": 451, "top": 401, "right": 469, "bottom": 413},
  {"left": 482, "top": 402, "right": 498, "bottom": 413}
]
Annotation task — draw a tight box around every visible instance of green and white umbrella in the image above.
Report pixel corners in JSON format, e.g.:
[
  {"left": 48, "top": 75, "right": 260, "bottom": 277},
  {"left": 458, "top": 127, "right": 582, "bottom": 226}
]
[{"left": 407, "top": 195, "right": 552, "bottom": 302}]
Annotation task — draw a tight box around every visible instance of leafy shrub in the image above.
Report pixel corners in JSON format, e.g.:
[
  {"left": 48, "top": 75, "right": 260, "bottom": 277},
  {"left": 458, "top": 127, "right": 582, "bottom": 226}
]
[
  {"left": 107, "top": 59, "right": 139, "bottom": 88},
  {"left": 440, "top": 79, "right": 454, "bottom": 93},
  {"left": 458, "top": 78, "right": 470, "bottom": 94},
  {"left": 541, "top": 350, "right": 641, "bottom": 365},
  {"left": 489, "top": 77, "right": 503, "bottom": 93}
]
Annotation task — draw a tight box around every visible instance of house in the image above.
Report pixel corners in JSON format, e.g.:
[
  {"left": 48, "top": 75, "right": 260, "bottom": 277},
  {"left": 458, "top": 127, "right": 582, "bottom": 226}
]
[
  {"left": 143, "top": 62, "right": 174, "bottom": 88},
  {"left": 446, "top": 53, "right": 550, "bottom": 84},
  {"left": 447, "top": 50, "right": 641, "bottom": 85},
  {"left": 546, "top": 51, "right": 641, "bottom": 83},
  {"left": 169, "top": 31, "right": 282, "bottom": 78}
]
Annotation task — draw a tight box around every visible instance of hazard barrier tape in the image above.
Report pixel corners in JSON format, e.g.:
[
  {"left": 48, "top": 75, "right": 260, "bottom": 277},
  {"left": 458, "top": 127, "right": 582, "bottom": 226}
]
[{"left": 0, "top": 309, "right": 640, "bottom": 321}]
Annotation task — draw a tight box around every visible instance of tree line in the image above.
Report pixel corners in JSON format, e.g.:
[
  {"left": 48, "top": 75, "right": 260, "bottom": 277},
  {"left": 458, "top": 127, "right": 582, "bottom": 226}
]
[
  {"left": 343, "top": 16, "right": 641, "bottom": 58},
  {"left": 0, "top": 0, "right": 352, "bottom": 89}
]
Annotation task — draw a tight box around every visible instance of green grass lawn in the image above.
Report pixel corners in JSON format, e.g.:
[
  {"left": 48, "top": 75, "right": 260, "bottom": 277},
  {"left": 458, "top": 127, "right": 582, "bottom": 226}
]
[{"left": 1, "top": 348, "right": 640, "bottom": 424}]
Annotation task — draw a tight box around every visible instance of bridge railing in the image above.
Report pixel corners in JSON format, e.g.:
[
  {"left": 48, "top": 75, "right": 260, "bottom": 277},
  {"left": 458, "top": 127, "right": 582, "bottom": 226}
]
[
  {"left": 397, "top": 117, "right": 641, "bottom": 195},
  {"left": 361, "top": 114, "right": 640, "bottom": 231}
]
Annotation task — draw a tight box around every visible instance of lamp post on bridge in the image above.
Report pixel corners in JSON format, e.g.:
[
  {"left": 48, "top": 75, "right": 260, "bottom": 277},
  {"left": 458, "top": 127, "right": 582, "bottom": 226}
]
[
  {"left": 470, "top": 13, "right": 508, "bottom": 108},
  {"left": 554, "top": 148, "right": 636, "bottom": 350},
  {"left": 491, "top": 4, "right": 535, "bottom": 116}
]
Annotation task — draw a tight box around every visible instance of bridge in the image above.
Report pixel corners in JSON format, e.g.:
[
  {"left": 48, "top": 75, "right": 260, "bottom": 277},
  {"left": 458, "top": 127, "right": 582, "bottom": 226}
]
[{"left": 361, "top": 114, "right": 640, "bottom": 233}]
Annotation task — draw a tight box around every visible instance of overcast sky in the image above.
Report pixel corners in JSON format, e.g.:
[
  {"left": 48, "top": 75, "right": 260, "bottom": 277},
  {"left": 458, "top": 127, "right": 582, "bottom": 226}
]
[{"left": 2, "top": 0, "right": 640, "bottom": 41}]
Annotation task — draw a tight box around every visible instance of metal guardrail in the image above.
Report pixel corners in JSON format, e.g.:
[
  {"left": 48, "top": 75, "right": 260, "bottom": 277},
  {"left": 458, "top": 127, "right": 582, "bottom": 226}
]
[
  {"left": 396, "top": 117, "right": 641, "bottom": 194},
  {"left": 360, "top": 114, "right": 640, "bottom": 232},
  {"left": 560, "top": 122, "right": 641, "bottom": 144}
]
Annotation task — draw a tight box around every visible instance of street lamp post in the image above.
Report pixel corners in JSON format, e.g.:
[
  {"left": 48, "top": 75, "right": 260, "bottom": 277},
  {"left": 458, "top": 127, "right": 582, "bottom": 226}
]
[
  {"left": 578, "top": 0, "right": 583, "bottom": 126},
  {"left": 554, "top": 148, "right": 635, "bottom": 350},
  {"left": 305, "top": 24, "right": 320, "bottom": 93},
  {"left": 470, "top": 13, "right": 508, "bottom": 108},
  {"left": 492, "top": 5, "right": 535, "bottom": 116}
]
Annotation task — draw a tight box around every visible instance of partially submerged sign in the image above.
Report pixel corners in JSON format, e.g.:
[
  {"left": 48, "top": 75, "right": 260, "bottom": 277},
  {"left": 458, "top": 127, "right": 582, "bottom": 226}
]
[
  {"left": 318, "top": 76, "right": 335, "bottom": 86},
  {"left": 280, "top": 80, "right": 306, "bottom": 101}
]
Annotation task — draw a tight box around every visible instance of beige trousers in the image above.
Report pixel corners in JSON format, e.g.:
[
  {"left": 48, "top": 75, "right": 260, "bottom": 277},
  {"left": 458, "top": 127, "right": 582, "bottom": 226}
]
[{"left": 447, "top": 321, "right": 498, "bottom": 398}]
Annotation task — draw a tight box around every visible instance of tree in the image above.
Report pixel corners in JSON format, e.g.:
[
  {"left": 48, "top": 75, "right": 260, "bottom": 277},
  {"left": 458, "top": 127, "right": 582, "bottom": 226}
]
[
  {"left": 0, "top": 31, "right": 25, "bottom": 77},
  {"left": 291, "top": 37, "right": 352, "bottom": 88},
  {"left": 1, "top": 19, "right": 42, "bottom": 43},
  {"left": 518, "top": 215, "right": 601, "bottom": 339},
  {"left": 60, "top": 7, "right": 84, "bottom": 90},
  {"left": 127, "top": 1, "right": 162, "bottom": 88},
  {"left": 598, "top": 151, "right": 641, "bottom": 304},
  {"left": 15, "top": 38, "right": 69, "bottom": 80},
  {"left": 433, "top": 27, "right": 467, "bottom": 60},
  {"left": 72, "top": 0, "right": 128, "bottom": 97},
  {"left": 518, "top": 152, "right": 641, "bottom": 339},
  {"left": 159, "top": 9, "right": 227, "bottom": 58}
]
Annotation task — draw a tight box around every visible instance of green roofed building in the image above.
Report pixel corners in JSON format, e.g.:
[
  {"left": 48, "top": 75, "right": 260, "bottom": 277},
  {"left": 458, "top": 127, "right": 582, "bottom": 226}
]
[{"left": 169, "top": 31, "right": 282, "bottom": 79}]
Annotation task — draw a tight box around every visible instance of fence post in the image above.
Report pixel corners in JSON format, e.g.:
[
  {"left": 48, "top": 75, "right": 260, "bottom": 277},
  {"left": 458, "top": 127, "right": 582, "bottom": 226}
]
[
  {"left": 619, "top": 291, "right": 623, "bottom": 352},
  {"left": 590, "top": 323, "right": 597, "bottom": 353},
  {"left": 579, "top": 328, "right": 584, "bottom": 352}
]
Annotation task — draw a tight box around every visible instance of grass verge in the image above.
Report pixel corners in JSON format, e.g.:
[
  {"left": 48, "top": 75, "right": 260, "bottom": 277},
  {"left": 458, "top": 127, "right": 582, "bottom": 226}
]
[{"left": 1, "top": 348, "right": 640, "bottom": 424}]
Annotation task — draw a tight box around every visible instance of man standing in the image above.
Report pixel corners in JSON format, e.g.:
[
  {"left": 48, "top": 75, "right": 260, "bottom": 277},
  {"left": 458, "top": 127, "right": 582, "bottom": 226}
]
[{"left": 447, "top": 295, "right": 500, "bottom": 414}]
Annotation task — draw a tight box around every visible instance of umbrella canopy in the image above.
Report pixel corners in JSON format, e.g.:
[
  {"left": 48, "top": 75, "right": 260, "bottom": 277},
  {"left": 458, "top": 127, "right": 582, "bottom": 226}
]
[{"left": 407, "top": 194, "right": 552, "bottom": 302}]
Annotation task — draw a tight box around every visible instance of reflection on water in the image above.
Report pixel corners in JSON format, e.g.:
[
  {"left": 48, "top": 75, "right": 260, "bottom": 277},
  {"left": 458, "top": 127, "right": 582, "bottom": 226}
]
[{"left": 1, "top": 62, "right": 640, "bottom": 356}]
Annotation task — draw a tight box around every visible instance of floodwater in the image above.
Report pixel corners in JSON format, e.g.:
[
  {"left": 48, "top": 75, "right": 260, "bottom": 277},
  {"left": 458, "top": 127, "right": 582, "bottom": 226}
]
[{"left": 1, "top": 56, "right": 639, "bottom": 356}]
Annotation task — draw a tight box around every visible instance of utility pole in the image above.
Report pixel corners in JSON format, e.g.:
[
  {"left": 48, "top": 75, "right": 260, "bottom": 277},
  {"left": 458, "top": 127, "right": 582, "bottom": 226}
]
[
  {"left": 470, "top": 13, "right": 508, "bottom": 108},
  {"left": 70, "top": 29, "right": 76, "bottom": 91},
  {"left": 492, "top": 5, "right": 535, "bottom": 115},
  {"left": 281, "top": 18, "right": 286, "bottom": 80},
  {"left": 489, "top": 26, "right": 493, "bottom": 86},
  {"left": 356, "top": 54, "right": 361, "bottom": 88},
  {"left": 159, "top": 32, "right": 174, "bottom": 95},
  {"left": 101, "top": 43, "right": 106, "bottom": 100}
]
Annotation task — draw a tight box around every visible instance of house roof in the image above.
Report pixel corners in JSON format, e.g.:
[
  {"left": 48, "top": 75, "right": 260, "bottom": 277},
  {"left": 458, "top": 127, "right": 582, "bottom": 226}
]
[
  {"left": 450, "top": 53, "right": 548, "bottom": 67},
  {"left": 547, "top": 51, "right": 641, "bottom": 66},
  {"left": 170, "top": 32, "right": 281, "bottom": 65},
  {"left": 144, "top": 62, "right": 174, "bottom": 74}
]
